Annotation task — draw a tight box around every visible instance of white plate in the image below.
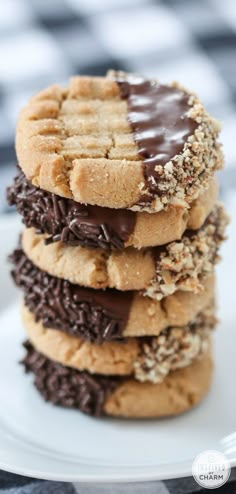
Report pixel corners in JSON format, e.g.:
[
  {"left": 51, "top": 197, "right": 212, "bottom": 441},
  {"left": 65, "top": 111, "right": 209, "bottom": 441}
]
[{"left": 0, "top": 210, "right": 235, "bottom": 483}]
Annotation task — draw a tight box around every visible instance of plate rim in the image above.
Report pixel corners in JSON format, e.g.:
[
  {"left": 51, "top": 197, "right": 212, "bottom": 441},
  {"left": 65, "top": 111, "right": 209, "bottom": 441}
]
[{"left": 0, "top": 458, "right": 215, "bottom": 483}]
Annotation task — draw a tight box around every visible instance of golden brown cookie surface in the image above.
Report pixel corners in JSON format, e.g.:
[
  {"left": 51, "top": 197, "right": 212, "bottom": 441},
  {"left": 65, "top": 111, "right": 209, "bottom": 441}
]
[
  {"left": 11, "top": 248, "right": 214, "bottom": 341},
  {"left": 22, "top": 340, "right": 213, "bottom": 418},
  {"left": 22, "top": 204, "right": 227, "bottom": 298},
  {"left": 16, "top": 74, "right": 223, "bottom": 211},
  {"left": 105, "top": 349, "right": 213, "bottom": 418},
  {"left": 8, "top": 169, "right": 218, "bottom": 250},
  {"left": 22, "top": 303, "right": 215, "bottom": 380}
]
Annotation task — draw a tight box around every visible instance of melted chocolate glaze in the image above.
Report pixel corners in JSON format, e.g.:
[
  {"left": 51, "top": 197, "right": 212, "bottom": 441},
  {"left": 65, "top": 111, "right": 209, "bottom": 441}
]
[
  {"left": 10, "top": 248, "right": 134, "bottom": 343},
  {"left": 7, "top": 169, "right": 136, "bottom": 250},
  {"left": 22, "top": 341, "right": 120, "bottom": 416},
  {"left": 116, "top": 76, "right": 198, "bottom": 198}
]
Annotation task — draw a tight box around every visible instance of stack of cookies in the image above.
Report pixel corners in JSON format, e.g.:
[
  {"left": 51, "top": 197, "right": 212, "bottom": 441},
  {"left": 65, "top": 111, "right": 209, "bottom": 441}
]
[{"left": 7, "top": 72, "right": 228, "bottom": 418}]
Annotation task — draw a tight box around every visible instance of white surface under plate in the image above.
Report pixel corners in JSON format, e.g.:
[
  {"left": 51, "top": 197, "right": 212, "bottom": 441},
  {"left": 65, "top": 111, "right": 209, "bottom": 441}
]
[{"left": 0, "top": 211, "right": 235, "bottom": 483}]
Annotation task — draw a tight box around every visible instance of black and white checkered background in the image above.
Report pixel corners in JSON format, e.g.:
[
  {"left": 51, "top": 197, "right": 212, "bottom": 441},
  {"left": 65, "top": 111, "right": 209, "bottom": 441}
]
[{"left": 0, "top": 0, "right": 236, "bottom": 492}]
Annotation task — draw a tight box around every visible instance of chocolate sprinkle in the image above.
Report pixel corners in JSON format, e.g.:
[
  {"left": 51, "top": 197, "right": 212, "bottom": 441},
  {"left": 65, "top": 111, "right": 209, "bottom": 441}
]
[
  {"left": 7, "top": 168, "right": 136, "bottom": 250},
  {"left": 22, "top": 341, "right": 120, "bottom": 416},
  {"left": 10, "top": 248, "right": 133, "bottom": 343}
]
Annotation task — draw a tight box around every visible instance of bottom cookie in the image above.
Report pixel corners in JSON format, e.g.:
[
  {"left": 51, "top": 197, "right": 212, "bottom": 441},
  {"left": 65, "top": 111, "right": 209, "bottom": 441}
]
[{"left": 22, "top": 341, "right": 213, "bottom": 418}]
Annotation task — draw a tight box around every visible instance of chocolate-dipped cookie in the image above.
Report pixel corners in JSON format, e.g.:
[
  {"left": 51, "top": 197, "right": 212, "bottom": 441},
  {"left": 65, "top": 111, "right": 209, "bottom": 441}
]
[
  {"left": 22, "top": 340, "right": 213, "bottom": 418},
  {"left": 21, "top": 204, "right": 227, "bottom": 299},
  {"left": 10, "top": 249, "right": 214, "bottom": 342},
  {"left": 22, "top": 303, "right": 215, "bottom": 381},
  {"left": 15, "top": 73, "right": 223, "bottom": 212},
  {"left": 7, "top": 169, "right": 218, "bottom": 250}
]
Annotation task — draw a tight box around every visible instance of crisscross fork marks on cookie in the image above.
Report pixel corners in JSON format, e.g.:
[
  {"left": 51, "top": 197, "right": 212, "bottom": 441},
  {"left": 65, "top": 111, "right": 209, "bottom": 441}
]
[{"left": 17, "top": 77, "right": 141, "bottom": 198}]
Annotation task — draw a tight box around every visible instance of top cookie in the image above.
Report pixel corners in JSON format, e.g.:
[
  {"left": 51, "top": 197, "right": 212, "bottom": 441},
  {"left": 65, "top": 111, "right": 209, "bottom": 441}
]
[{"left": 16, "top": 72, "right": 223, "bottom": 212}]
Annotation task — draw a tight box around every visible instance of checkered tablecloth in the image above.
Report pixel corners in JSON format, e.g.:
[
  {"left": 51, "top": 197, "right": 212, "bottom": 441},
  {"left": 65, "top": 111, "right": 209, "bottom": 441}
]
[
  {"left": 0, "top": 0, "right": 236, "bottom": 491},
  {"left": 1, "top": 469, "right": 236, "bottom": 494}
]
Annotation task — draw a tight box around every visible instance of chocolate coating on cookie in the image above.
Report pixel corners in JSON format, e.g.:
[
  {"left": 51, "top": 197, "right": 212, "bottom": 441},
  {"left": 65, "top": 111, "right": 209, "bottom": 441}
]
[
  {"left": 7, "top": 169, "right": 136, "bottom": 250},
  {"left": 22, "top": 341, "right": 119, "bottom": 416},
  {"left": 10, "top": 249, "right": 133, "bottom": 343},
  {"left": 116, "top": 75, "right": 198, "bottom": 202}
]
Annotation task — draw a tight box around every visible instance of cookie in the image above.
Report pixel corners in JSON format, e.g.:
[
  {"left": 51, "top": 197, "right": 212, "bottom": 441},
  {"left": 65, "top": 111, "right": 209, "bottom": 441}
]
[
  {"left": 7, "top": 169, "right": 218, "bottom": 250},
  {"left": 22, "top": 303, "right": 215, "bottom": 381},
  {"left": 22, "top": 341, "right": 213, "bottom": 418},
  {"left": 105, "top": 348, "right": 213, "bottom": 418},
  {"left": 21, "top": 204, "right": 227, "bottom": 298},
  {"left": 11, "top": 249, "right": 214, "bottom": 342},
  {"left": 16, "top": 73, "right": 223, "bottom": 212}
]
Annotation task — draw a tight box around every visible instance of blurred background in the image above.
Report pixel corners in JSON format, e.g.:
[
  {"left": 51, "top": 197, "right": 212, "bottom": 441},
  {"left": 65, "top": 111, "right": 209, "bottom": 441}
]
[{"left": 0, "top": 0, "right": 236, "bottom": 213}]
